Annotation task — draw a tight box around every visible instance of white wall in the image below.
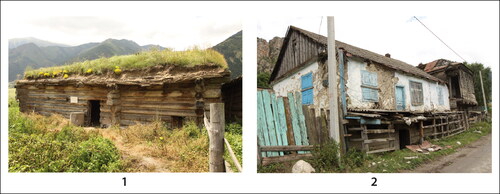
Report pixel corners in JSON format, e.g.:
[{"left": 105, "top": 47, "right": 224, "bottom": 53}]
[
  {"left": 272, "top": 61, "right": 329, "bottom": 114},
  {"left": 272, "top": 58, "right": 450, "bottom": 113},
  {"left": 395, "top": 72, "right": 450, "bottom": 112},
  {"left": 345, "top": 59, "right": 372, "bottom": 109}
]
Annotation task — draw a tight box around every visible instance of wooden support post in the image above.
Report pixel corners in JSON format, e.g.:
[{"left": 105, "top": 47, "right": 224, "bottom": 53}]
[
  {"left": 419, "top": 121, "right": 424, "bottom": 144},
  {"left": 479, "top": 71, "right": 488, "bottom": 115},
  {"left": 204, "top": 103, "right": 225, "bottom": 172},
  {"left": 361, "top": 124, "right": 369, "bottom": 152},
  {"left": 432, "top": 119, "right": 437, "bottom": 139},
  {"left": 446, "top": 115, "right": 450, "bottom": 137}
]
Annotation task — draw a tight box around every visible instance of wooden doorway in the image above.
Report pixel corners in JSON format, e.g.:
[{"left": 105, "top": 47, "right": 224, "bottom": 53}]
[{"left": 89, "top": 100, "right": 101, "bottom": 126}]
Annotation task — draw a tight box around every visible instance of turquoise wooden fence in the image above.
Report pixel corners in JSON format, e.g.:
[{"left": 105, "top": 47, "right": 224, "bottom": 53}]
[{"left": 257, "top": 89, "right": 309, "bottom": 157}]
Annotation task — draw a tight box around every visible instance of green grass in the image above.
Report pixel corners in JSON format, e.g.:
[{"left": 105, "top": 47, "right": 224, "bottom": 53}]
[
  {"left": 224, "top": 123, "right": 243, "bottom": 172},
  {"left": 8, "top": 99, "right": 123, "bottom": 172},
  {"left": 258, "top": 121, "right": 492, "bottom": 173},
  {"left": 23, "top": 48, "right": 228, "bottom": 79}
]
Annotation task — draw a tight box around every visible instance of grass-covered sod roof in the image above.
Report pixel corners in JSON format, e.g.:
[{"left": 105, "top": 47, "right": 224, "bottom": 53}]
[{"left": 24, "top": 48, "right": 228, "bottom": 79}]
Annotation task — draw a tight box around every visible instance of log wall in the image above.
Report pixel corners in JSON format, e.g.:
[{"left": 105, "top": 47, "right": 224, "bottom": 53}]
[{"left": 16, "top": 77, "right": 226, "bottom": 128}]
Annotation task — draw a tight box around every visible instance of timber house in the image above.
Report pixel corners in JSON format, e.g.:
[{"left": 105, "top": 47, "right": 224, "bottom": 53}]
[
  {"left": 263, "top": 26, "right": 478, "bottom": 154},
  {"left": 15, "top": 49, "right": 230, "bottom": 128}
]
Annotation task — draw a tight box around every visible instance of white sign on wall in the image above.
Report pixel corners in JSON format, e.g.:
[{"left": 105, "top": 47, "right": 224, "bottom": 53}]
[{"left": 70, "top": 96, "right": 78, "bottom": 103}]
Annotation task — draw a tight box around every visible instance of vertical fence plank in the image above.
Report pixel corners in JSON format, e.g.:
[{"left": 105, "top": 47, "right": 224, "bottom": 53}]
[
  {"left": 262, "top": 90, "right": 278, "bottom": 156},
  {"left": 283, "top": 97, "right": 296, "bottom": 154},
  {"left": 287, "top": 92, "right": 303, "bottom": 151},
  {"left": 294, "top": 91, "right": 310, "bottom": 148},
  {"left": 303, "top": 105, "right": 317, "bottom": 145},
  {"left": 277, "top": 97, "right": 289, "bottom": 148},
  {"left": 271, "top": 93, "right": 284, "bottom": 156},
  {"left": 257, "top": 91, "right": 269, "bottom": 157}
]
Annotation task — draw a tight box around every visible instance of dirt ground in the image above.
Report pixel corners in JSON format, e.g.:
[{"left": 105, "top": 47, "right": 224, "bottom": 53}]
[
  {"left": 85, "top": 127, "right": 172, "bottom": 172},
  {"left": 404, "top": 133, "right": 492, "bottom": 173}
]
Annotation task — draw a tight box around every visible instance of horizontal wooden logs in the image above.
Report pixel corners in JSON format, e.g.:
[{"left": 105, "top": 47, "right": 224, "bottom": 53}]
[
  {"left": 261, "top": 153, "right": 313, "bottom": 166},
  {"left": 260, "top": 145, "right": 316, "bottom": 152},
  {"left": 364, "top": 137, "right": 395, "bottom": 144},
  {"left": 366, "top": 129, "right": 395, "bottom": 134}
]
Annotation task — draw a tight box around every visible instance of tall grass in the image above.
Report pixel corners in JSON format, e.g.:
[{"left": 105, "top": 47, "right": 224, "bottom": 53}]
[
  {"left": 24, "top": 48, "right": 228, "bottom": 79},
  {"left": 8, "top": 102, "right": 122, "bottom": 172}
]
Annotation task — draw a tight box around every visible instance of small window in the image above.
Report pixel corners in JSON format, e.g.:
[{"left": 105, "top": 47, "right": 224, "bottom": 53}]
[
  {"left": 301, "top": 72, "right": 313, "bottom": 105},
  {"left": 361, "top": 70, "right": 378, "bottom": 102},
  {"left": 410, "top": 81, "right": 423, "bottom": 106},
  {"left": 438, "top": 86, "right": 444, "bottom": 105}
]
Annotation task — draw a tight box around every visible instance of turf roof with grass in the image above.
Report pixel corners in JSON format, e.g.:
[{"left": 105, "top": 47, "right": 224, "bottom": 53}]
[{"left": 24, "top": 48, "right": 228, "bottom": 79}]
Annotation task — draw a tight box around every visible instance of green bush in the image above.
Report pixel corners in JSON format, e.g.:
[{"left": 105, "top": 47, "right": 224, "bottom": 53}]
[
  {"left": 310, "top": 139, "right": 342, "bottom": 172},
  {"left": 225, "top": 122, "right": 242, "bottom": 135},
  {"left": 70, "top": 137, "right": 122, "bottom": 172},
  {"left": 9, "top": 108, "right": 123, "bottom": 172}
]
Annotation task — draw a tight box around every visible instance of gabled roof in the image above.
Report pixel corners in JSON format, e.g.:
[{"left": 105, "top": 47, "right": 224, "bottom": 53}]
[
  {"left": 420, "top": 59, "right": 472, "bottom": 75},
  {"left": 270, "top": 25, "right": 445, "bottom": 84}
]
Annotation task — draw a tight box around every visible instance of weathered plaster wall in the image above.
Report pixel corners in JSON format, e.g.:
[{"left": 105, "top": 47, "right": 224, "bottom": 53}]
[
  {"left": 395, "top": 72, "right": 450, "bottom": 112},
  {"left": 345, "top": 58, "right": 398, "bottom": 110},
  {"left": 272, "top": 61, "right": 329, "bottom": 115}
]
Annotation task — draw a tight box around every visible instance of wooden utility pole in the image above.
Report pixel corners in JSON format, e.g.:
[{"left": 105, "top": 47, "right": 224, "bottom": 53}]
[
  {"left": 479, "top": 71, "right": 488, "bottom": 115},
  {"left": 327, "top": 17, "right": 340, "bottom": 144},
  {"left": 204, "top": 103, "right": 225, "bottom": 172}
]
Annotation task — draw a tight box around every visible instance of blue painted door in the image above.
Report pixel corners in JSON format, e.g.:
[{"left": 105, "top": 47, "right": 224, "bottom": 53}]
[
  {"left": 301, "top": 72, "right": 313, "bottom": 105},
  {"left": 396, "top": 86, "right": 405, "bottom": 110}
]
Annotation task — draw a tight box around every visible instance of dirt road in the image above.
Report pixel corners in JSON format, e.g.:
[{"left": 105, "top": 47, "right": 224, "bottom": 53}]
[{"left": 408, "top": 133, "right": 491, "bottom": 173}]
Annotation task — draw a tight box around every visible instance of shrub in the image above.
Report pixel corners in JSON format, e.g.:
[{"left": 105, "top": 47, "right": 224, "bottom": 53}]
[
  {"left": 69, "top": 137, "right": 122, "bottom": 172},
  {"left": 310, "top": 139, "right": 342, "bottom": 172}
]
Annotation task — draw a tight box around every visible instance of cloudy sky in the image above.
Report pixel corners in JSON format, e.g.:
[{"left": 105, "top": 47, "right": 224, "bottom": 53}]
[
  {"left": 3, "top": 8, "right": 241, "bottom": 50},
  {"left": 257, "top": 14, "right": 499, "bottom": 67}
]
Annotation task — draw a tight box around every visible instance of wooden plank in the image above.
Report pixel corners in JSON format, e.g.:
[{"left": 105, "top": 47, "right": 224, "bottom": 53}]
[
  {"left": 262, "top": 90, "right": 279, "bottom": 156},
  {"left": 294, "top": 91, "right": 309, "bottom": 154},
  {"left": 260, "top": 145, "right": 315, "bottom": 152},
  {"left": 364, "top": 137, "right": 395, "bottom": 144},
  {"left": 261, "top": 153, "right": 313, "bottom": 166},
  {"left": 348, "top": 127, "right": 364, "bottom": 131},
  {"left": 287, "top": 92, "right": 303, "bottom": 152},
  {"left": 270, "top": 93, "right": 284, "bottom": 156},
  {"left": 303, "top": 105, "right": 317, "bottom": 145},
  {"left": 366, "top": 129, "right": 395, "bottom": 134},
  {"left": 256, "top": 91, "right": 269, "bottom": 157},
  {"left": 276, "top": 97, "right": 289, "bottom": 148},
  {"left": 283, "top": 97, "right": 296, "bottom": 148}
]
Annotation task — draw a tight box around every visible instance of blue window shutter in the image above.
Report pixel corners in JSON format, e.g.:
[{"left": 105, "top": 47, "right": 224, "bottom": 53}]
[
  {"left": 370, "top": 73, "right": 378, "bottom": 87},
  {"left": 361, "top": 71, "right": 371, "bottom": 86},
  {"left": 302, "top": 89, "right": 313, "bottom": 105},
  {"left": 301, "top": 72, "right": 313, "bottom": 89},
  {"left": 301, "top": 72, "right": 314, "bottom": 105},
  {"left": 362, "top": 88, "right": 378, "bottom": 102},
  {"left": 361, "top": 70, "right": 377, "bottom": 87}
]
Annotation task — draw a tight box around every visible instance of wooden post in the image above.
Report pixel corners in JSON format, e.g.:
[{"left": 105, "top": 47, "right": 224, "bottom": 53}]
[
  {"left": 479, "top": 71, "right": 488, "bottom": 115},
  {"left": 419, "top": 121, "right": 424, "bottom": 144},
  {"left": 204, "top": 103, "right": 225, "bottom": 172},
  {"left": 432, "top": 119, "right": 437, "bottom": 139}
]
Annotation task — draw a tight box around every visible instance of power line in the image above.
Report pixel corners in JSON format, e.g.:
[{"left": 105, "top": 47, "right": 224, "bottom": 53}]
[{"left": 413, "top": 16, "right": 467, "bottom": 62}]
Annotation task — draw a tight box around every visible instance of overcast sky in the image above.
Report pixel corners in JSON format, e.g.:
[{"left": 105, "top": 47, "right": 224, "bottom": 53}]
[
  {"left": 4, "top": 15, "right": 241, "bottom": 50},
  {"left": 257, "top": 15, "right": 499, "bottom": 67}
]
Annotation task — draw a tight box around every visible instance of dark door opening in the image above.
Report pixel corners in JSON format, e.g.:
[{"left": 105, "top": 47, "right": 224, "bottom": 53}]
[
  {"left": 89, "top": 100, "right": 101, "bottom": 126},
  {"left": 399, "top": 129, "right": 410, "bottom": 149}
]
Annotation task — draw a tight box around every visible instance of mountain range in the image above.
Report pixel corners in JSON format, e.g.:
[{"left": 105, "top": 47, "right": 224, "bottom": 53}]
[{"left": 8, "top": 32, "right": 242, "bottom": 81}]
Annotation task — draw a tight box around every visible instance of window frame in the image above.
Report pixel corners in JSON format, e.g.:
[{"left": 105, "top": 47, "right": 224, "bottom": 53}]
[
  {"left": 361, "top": 70, "right": 379, "bottom": 102},
  {"left": 301, "top": 72, "right": 314, "bottom": 105},
  {"left": 410, "top": 80, "right": 424, "bottom": 106}
]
